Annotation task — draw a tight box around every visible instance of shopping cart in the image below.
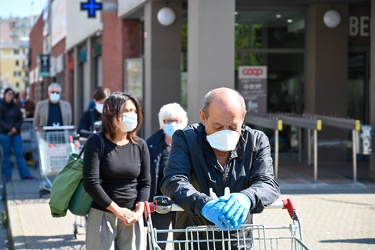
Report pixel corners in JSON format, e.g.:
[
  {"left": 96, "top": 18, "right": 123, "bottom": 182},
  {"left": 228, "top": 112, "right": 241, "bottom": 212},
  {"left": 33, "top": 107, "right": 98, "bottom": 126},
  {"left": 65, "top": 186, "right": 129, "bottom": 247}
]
[
  {"left": 36, "top": 125, "right": 76, "bottom": 197},
  {"left": 20, "top": 118, "right": 38, "bottom": 168},
  {"left": 68, "top": 134, "right": 87, "bottom": 240},
  {"left": 145, "top": 196, "right": 309, "bottom": 250}
]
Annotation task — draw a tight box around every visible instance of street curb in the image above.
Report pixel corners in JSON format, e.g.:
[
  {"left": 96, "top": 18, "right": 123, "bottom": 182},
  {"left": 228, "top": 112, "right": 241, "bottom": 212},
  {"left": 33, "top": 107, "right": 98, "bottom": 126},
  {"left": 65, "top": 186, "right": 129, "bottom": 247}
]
[{"left": 5, "top": 181, "right": 27, "bottom": 250}]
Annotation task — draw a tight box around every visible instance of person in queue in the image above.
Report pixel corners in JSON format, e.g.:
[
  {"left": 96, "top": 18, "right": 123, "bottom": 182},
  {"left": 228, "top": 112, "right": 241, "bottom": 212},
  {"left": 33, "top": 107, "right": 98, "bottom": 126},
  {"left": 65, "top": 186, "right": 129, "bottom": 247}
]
[
  {"left": 77, "top": 87, "right": 109, "bottom": 139},
  {"left": 83, "top": 92, "right": 151, "bottom": 249},
  {"left": 33, "top": 82, "right": 72, "bottom": 131},
  {"left": 0, "top": 88, "right": 36, "bottom": 182},
  {"left": 15, "top": 89, "right": 35, "bottom": 118},
  {"left": 160, "top": 87, "right": 280, "bottom": 249},
  {"left": 146, "top": 102, "right": 188, "bottom": 250}
]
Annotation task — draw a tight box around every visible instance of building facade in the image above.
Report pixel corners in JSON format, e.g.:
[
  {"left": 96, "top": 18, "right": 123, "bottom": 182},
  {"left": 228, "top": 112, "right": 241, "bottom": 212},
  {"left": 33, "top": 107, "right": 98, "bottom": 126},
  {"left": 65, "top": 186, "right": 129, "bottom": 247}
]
[
  {"left": 28, "top": 0, "right": 375, "bottom": 180},
  {"left": 0, "top": 16, "right": 36, "bottom": 92}
]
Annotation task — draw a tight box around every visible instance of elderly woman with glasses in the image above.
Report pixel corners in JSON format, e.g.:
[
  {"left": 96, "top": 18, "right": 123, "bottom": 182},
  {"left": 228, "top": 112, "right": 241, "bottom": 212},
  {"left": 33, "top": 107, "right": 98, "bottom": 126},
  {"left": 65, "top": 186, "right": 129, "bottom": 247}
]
[{"left": 146, "top": 102, "right": 188, "bottom": 250}]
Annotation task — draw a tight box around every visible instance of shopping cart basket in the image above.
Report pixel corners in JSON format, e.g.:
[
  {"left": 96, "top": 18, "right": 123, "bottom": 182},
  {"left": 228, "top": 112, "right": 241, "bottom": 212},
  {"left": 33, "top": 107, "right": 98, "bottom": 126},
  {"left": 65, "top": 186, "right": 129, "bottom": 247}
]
[
  {"left": 145, "top": 196, "right": 309, "bottom": 250},
  {"left": 20, "top": 118, "right": 38, "bottom": 168},
  {"left": 37, "top": 125, "right": 76, "bottom": 197}
]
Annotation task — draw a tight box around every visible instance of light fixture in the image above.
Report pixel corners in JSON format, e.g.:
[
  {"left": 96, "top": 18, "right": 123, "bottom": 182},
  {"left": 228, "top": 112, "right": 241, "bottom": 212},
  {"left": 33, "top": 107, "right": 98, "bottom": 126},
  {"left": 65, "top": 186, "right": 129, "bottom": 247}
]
[
  {"left": 157, "top": 7, "right": 176, "bottom": 26},
  {"left": 323, "top": 10, "right": 341, "bottom": 28}
]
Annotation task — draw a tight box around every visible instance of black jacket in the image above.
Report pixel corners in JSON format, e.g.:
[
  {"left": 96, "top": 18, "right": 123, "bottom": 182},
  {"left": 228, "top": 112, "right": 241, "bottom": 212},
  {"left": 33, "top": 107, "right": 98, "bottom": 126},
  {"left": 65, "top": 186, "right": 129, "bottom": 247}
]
[
  {"left": 160, "top": 123, "right": 280, "bottom": 229},
  {"left": 146, "top": 129, "right": 167, "bottom": 201},
  {"left": 0, "top": 102, "right": 23, "bottom": 134},
  {"left": 77, "top": 109, "right": 102, "bottom": 138}
]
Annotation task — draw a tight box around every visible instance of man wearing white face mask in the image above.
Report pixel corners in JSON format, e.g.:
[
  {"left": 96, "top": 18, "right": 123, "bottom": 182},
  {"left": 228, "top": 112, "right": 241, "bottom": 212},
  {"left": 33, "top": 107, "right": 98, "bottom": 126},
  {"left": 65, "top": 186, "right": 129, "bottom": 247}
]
[
  {"left": 160, "top": 87, "right": 280, "bottom": 249},
  {"left": 33, "top": 82, "right": 72, "bottom": 132},
  {"left": 77, "top": 87, "right": 109, "bottom": 139},
  {"left": 146, "top": 102, "right": 188, "bottom": 250}
]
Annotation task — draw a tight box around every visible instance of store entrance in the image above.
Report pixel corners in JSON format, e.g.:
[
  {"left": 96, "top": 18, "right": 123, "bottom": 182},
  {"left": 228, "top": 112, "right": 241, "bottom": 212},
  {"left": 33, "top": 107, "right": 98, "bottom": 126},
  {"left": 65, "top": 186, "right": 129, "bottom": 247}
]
[{"left": 348, "top": 51, "right": 370, "bottom": 124}]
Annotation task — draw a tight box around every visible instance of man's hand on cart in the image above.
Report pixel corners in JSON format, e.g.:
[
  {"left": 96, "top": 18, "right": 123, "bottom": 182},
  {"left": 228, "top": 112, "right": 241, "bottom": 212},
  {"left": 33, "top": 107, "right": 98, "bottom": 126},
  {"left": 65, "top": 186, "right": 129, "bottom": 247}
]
[
  {"left": 218, "top": 193, "right": 251, "bottom": 229},
  {"left": 201, "top": 199, "right": 227, "bottom": 230}
]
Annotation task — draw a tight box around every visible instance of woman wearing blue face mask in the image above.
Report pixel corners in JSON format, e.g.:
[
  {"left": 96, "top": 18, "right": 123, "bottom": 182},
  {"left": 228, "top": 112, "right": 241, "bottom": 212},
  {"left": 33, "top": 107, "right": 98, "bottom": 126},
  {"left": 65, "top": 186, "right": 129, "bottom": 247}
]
[
  {"left": 83, "top": 92, "right": 151, "bottom": 250},
  {"left": 146, "top": 102, "right": 188, "bottom": 250},
  {"left": 77, "top": 87, "right": 109, "bottom": 139}
]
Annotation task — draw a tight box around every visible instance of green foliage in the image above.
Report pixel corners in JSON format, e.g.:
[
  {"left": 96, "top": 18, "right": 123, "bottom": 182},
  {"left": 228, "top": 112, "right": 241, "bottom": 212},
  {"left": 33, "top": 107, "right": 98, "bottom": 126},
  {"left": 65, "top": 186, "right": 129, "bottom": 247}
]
[
  {"left": 1, "top": 210, "right": 8, "bottom": 228},
  {"left": 235, "top": 24, "right": 263, "bottom": 68}
]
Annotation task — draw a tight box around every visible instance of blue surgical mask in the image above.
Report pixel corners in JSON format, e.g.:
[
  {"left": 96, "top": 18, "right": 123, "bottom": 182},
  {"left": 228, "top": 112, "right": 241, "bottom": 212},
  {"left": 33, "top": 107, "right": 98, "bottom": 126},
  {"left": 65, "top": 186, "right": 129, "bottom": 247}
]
[
  {"left": 119, "top": 112, "right": 138, "bottom": 132},
  {"left": 163, "top": 122, "right": 184, "bottom": 138},
  {"left": 95, "top": 103, "right": 104, "bottom": 113},
  {"left": 206, "top": 129, "right": 240, "bottom": 152},
  {"left": 50, "top": 93, "right": 60, "bottom": 102}
]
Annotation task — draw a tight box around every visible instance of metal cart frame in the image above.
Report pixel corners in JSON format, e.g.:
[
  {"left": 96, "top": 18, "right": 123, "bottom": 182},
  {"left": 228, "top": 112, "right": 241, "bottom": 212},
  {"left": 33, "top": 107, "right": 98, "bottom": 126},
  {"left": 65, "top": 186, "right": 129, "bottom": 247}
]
[
  {"left": 145, "top": 198, "right": 309, "bottom": 250},
  {"left": 36, "top": 125, "right": 76, "bottom": 197}
]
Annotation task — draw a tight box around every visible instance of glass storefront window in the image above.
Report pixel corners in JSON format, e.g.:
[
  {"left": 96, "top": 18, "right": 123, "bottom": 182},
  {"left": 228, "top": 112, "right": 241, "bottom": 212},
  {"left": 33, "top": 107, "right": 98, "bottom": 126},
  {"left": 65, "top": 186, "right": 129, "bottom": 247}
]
[
  {"left": 235, "top": 8, "right": 305, "bottom": 152},
  {"left": 235, "top": 9, "right": 305, "bottom": 50}
]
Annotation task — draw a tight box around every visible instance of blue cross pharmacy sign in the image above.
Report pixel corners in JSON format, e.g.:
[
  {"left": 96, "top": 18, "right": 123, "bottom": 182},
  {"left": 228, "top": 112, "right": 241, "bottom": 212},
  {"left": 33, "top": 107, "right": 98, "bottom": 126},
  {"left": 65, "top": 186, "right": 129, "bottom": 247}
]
[
  {"left": 80, "top": 0, "right": 102, "bottom": 18},
  {"left": 38, "top": 54, "right": 50, "bottom": 77}
]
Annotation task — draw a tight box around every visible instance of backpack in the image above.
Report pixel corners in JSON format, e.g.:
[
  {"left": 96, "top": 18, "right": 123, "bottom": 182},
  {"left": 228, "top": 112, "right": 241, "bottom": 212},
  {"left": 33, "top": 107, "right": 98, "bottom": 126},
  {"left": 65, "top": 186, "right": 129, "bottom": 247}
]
[{"left": 49, "top": 133, "right": 104, "bottom": 217}]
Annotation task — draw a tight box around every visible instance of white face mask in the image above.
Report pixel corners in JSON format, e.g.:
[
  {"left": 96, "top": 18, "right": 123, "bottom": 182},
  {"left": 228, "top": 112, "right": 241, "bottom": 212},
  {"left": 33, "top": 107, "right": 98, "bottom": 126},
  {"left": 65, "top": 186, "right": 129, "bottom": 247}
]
[
  {"left": 206, "top": 129, "right": 240, "bottom": 152},
  {"left": 119, "top": 112, "right": 138, "bottom": 132},
  {"left": 50, "top": 93, "right": 60, "bottom": 102},
  {"left": 95, "top": 103, "right": 104, "bottom": 113},
  {"left": 163, "top": 122, "right": 185, "bottom": 138}
]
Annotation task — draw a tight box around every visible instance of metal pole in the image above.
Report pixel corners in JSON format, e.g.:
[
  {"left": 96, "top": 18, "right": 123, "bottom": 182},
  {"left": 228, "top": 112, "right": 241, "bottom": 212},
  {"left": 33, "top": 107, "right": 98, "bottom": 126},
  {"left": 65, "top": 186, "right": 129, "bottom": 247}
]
[
  {"left": 314, "top": 129, "right": 318, "bottom": 182},
  {"left": 307, "top": 129, "right": 311, "bottom": 165},
  {"left": 274, "top": 129, "right": 279, "bottom": 180},
  {"left": 298, "top": 127, "right": 302, "bottom": 163},
  {"left": 352, "top": 130, "right": 357, "bottom": 182}
]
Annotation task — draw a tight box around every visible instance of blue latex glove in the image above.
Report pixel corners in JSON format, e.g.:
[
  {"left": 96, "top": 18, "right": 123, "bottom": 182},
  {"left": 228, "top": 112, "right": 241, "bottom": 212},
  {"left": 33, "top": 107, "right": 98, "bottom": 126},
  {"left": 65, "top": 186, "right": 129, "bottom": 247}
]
[
  {"left": 218, "top": 193, "right": 251, "bottom": 229},
  {"left": 201, "top": 199, "right": 227, "bottom": 230}
]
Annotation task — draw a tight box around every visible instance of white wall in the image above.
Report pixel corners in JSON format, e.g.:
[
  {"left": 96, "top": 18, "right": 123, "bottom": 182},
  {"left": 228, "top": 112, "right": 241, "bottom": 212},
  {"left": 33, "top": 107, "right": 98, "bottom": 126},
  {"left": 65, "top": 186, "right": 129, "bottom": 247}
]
[
  {"left": 66, "top": 0, "right": 102, "bottom": 50},
  {"left": 118, "top": 0, "right": 147, "bottom": 17}
]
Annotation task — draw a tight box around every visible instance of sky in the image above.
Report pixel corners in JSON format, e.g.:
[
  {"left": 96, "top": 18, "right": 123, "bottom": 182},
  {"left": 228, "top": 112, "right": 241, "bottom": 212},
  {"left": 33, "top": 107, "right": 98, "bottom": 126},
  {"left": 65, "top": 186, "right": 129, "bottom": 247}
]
[{"left": 0, "top": 0, "right": 45, "bottom": 19}]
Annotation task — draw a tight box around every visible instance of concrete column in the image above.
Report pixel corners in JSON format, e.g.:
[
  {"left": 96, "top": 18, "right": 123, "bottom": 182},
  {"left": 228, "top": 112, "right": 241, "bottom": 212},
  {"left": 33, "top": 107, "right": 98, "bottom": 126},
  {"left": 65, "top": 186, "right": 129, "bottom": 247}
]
[
  {"left": 144, "top": 1, "right": 182, "bottom": 138},
  {"left": 305, "top": 3, "right": 349, "bottom": 161},
  {"left": 369, "top": 0, "right": 375, "bottom": 181},
  {"left": 187, "top": 0, "right": 235, "bottom": 123}
]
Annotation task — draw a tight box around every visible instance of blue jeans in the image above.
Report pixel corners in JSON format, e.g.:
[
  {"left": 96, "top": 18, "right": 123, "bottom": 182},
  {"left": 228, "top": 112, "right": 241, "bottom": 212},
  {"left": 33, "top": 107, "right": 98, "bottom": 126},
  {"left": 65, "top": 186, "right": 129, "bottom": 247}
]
[{"left": 0, "top": 133, "right": 31, "bottom": 179}]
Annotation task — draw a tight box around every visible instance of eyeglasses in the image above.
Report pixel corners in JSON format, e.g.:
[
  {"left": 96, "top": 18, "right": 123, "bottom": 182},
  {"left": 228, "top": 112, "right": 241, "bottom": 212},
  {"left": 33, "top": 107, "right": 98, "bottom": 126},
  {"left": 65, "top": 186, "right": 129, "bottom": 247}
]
[
  {"left": 51, "top": 91, "right": 60, "bottom": 94},
  {"left": 164, "top": 119, "right": 181, "bottom": 124}
]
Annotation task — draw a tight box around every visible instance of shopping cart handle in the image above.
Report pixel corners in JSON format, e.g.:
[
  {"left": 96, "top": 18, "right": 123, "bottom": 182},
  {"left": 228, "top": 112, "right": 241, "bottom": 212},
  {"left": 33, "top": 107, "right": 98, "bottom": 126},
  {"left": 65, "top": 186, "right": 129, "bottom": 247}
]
[
  {"left": 43, "top": 125, "right": 76, "bottom": 130},
  {"left": 146, "top": 197, "right": 297, "bottom": 220},
  {"left": 267, "top": 199, "right": 297, "bottom": 219}
]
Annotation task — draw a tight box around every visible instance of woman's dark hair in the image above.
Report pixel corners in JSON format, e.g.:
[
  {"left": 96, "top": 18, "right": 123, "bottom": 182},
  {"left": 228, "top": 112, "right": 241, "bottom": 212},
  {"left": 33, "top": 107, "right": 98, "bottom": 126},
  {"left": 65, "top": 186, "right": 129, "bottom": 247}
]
[
  {"left": 3, "top": 88, "right": 14, "bottom": 96},
  {"left": 3, "top": 88, "right": 15, "bottom": 103},
  {"left": 101, "top": 91, "right": 143, "bottom": 143},
  {"left": 92, "top": 88, "right": 107, "bottom": 101}
]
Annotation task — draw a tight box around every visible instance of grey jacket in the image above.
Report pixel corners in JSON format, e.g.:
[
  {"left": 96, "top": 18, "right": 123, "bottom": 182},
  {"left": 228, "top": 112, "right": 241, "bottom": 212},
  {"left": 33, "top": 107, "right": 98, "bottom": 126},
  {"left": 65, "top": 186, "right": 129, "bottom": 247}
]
[
  {"left": 33, "top": 99, "right": 72, "bottom": 129},
  {"left": 160, "top": 123, "right": 280, "bottom": 229}
]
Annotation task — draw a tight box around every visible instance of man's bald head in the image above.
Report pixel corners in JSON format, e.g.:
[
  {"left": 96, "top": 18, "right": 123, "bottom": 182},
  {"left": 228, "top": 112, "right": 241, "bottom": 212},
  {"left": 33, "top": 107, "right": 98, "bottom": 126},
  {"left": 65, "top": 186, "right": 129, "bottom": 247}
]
[{"left": 202, "top": 87, "right": 246, "bottom": 118}]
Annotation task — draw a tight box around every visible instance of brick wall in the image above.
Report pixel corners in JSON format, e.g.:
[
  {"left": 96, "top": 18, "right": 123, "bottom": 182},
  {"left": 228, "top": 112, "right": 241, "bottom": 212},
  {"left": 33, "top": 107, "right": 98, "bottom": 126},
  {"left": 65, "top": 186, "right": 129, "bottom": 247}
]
[
  {"left": 28, "top": 14, "right": 44, "bottom": 71},
  {"left": 102, "top": 11, "right": 141, "bottom": 92}
]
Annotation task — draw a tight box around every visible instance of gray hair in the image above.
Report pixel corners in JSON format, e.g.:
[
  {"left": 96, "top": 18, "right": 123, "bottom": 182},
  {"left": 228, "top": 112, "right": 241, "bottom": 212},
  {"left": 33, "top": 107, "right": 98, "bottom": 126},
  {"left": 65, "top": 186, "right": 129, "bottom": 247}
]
[
  {"left": 202, "top": 87, "right": 246, "bottom": 118},
  {"left": 158, "top": 103, "right": 188, "bottom": 129},
  {"left": 48, "top": 82, "right": 62, "bottom": 92}
]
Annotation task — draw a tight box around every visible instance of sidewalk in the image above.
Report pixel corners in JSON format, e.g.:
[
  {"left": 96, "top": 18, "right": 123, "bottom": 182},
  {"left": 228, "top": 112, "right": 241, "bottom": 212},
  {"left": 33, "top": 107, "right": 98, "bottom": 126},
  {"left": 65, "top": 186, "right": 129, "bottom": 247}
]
[
  {"left": 5, "top": 167, "right": 86, "bottom": 249},
  {"left": 3, "top": 158, "right": 375, "bottom": 249}
]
